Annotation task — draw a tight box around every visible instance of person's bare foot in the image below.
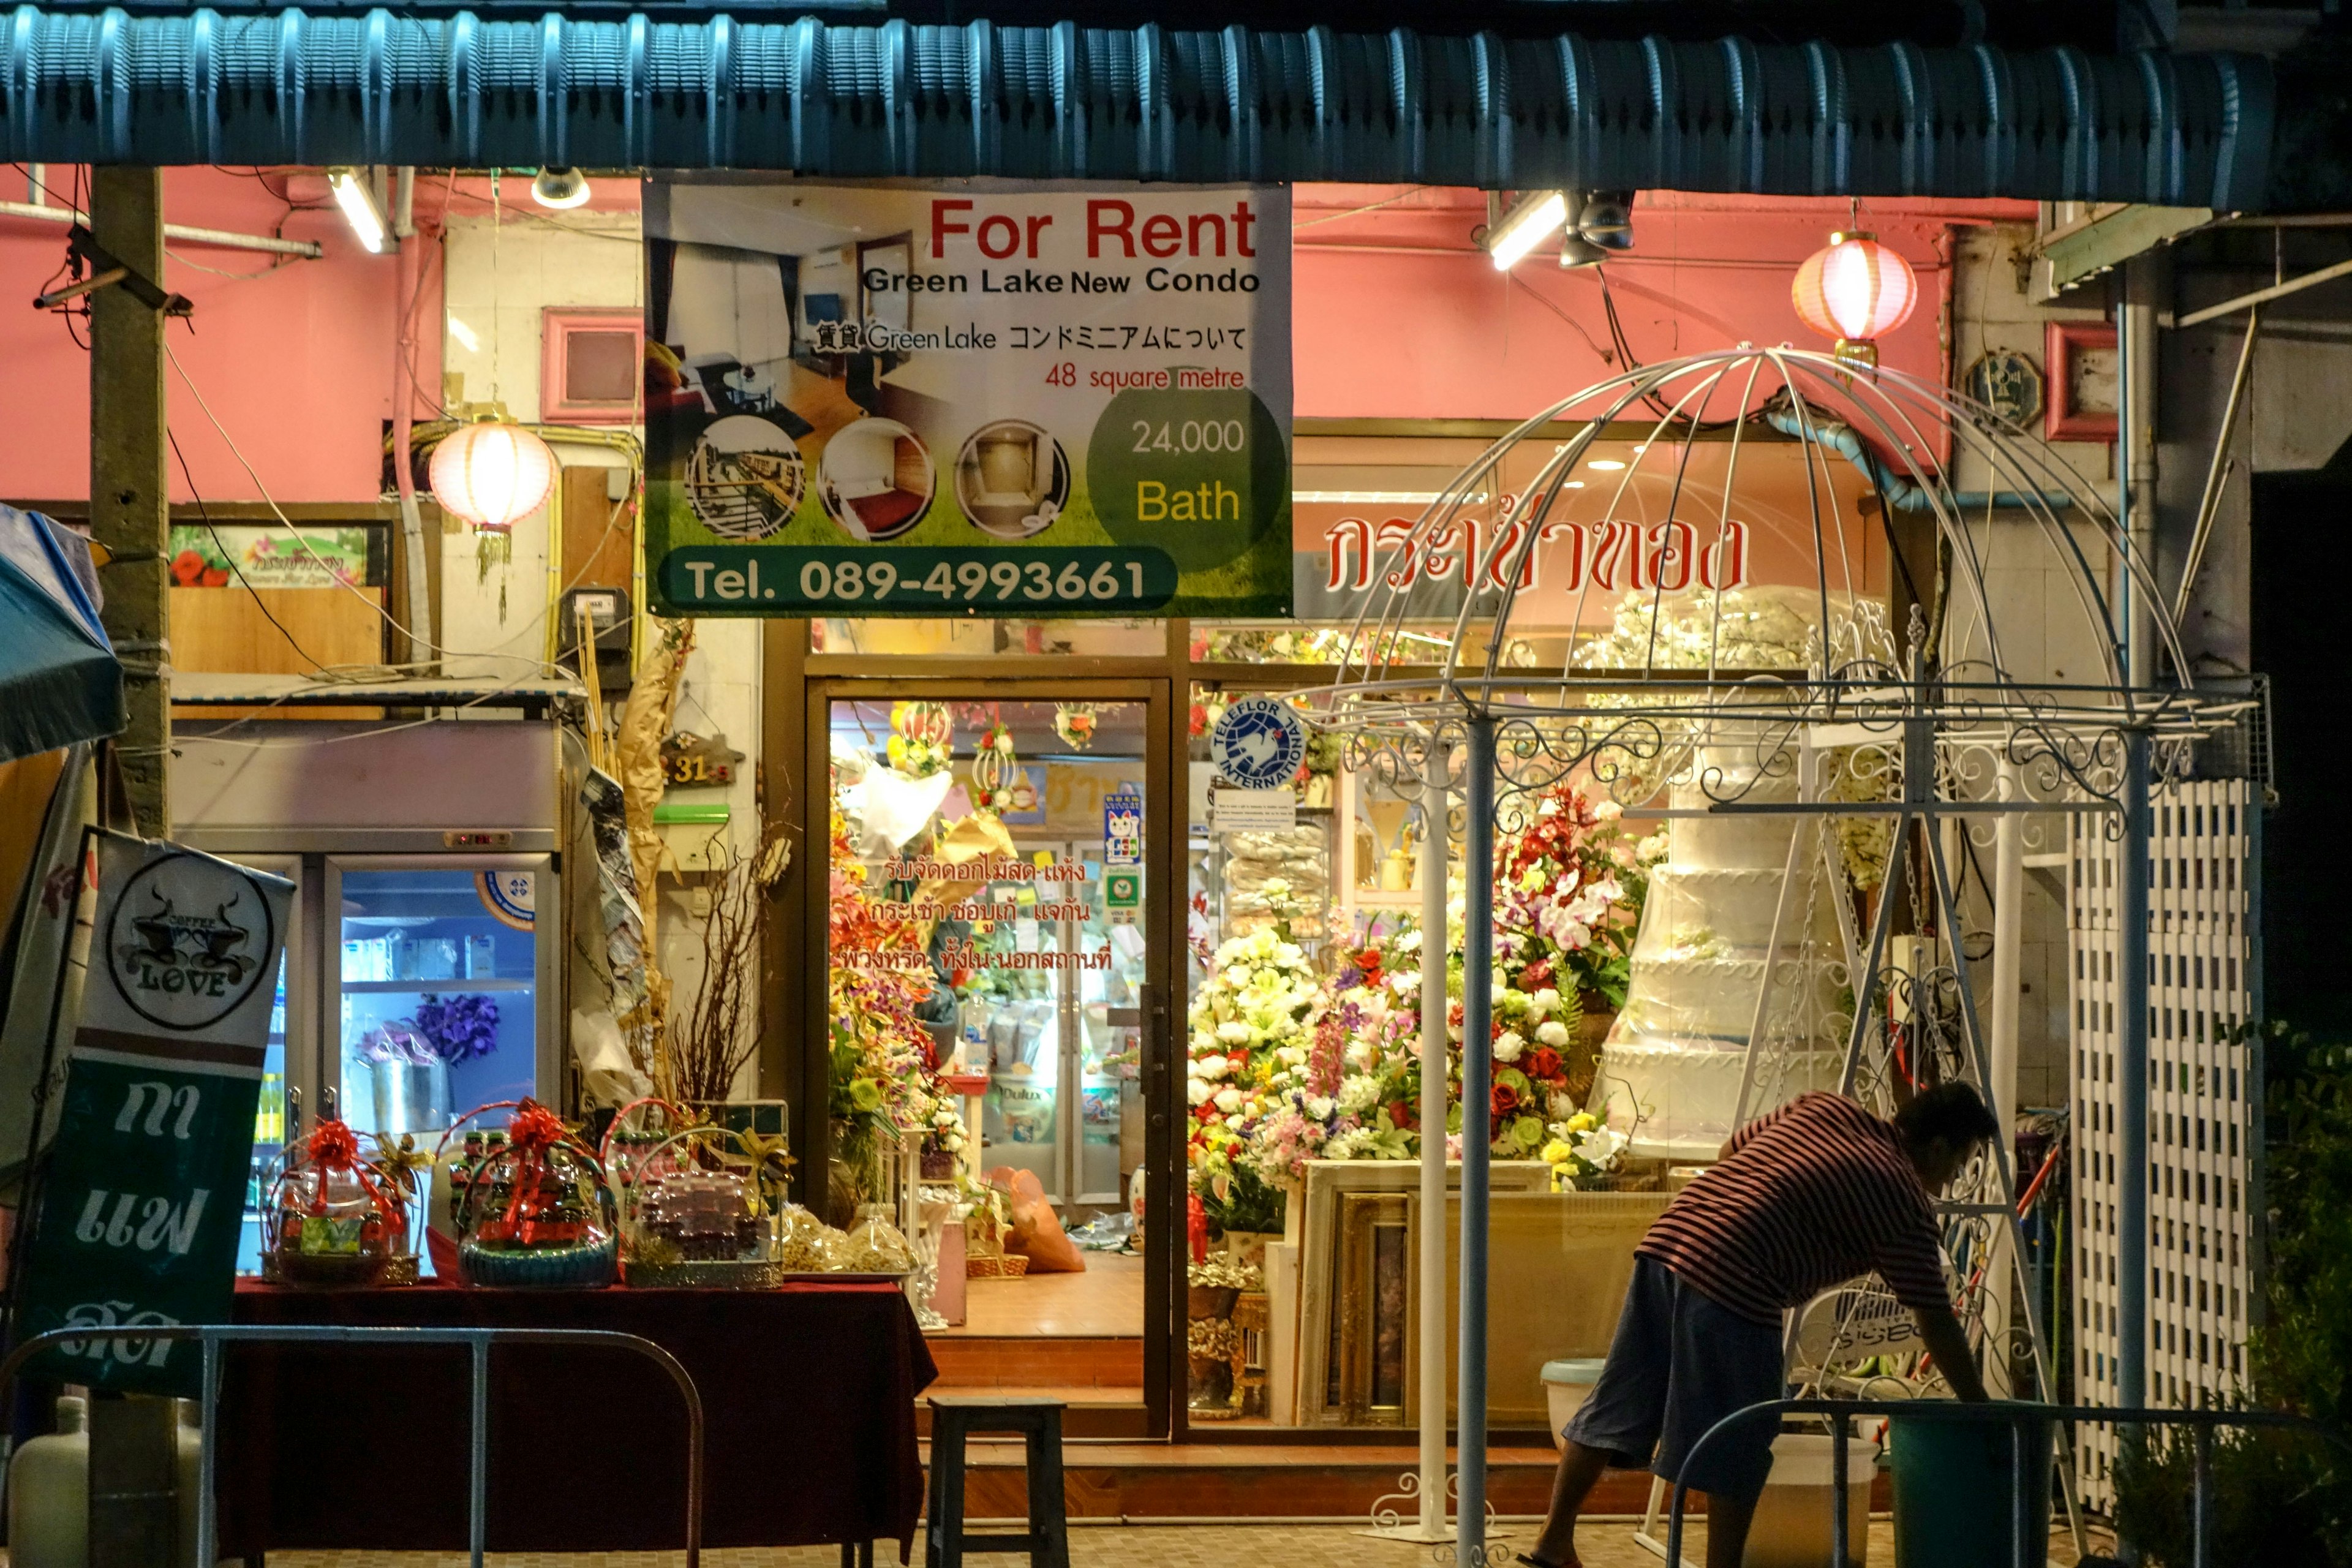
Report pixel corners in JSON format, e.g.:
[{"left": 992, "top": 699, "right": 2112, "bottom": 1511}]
[{"left": 1516, "top": 1552, "right": 1581, "bottom": 1568}]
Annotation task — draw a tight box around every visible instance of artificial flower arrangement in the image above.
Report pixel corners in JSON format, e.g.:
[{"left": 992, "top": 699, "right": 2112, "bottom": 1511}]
[
  {"left": 967, "top": 718, "right": 1022, "bottom": 813},
  {"left": 826, "top": 808, "right": 956, "bottom": 1189},
  {"left": 921, "top": 1102, "right": 970, "bottom": 1177},
  {"left": 1184, "top": 782, "right": 1653, "bottom": 1223},
  {"left": 885, "top": 700, "right": 953, "bottom": 778},
  {"left": 1184, "top": 903, "right": 1325, "bottom": 1232},
  {"left": 1052, "top": 703, "right": 1098, "bottom": 750},
  {"left": 415, "top": 992, "right": 501, "bottom": 1063},
  {"left": 1540, "top": 1110, "right": 1631, "bottom": 1191},
  {"left": 1494, "top": 780, "right": 1659, "bottom": 1016}
]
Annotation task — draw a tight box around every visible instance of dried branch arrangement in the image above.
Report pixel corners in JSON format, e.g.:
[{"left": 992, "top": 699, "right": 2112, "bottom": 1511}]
[{"left": 662, "top": 831, "right": 791, "bottom": 1103}]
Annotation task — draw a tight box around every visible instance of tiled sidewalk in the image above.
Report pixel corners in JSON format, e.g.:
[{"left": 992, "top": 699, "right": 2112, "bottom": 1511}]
[{"left": 252, "top": 1517, "right": 2108, "bottom": 1568}]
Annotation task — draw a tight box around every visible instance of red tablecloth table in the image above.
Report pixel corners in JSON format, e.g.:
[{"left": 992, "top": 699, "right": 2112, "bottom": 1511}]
[{"left": 221, "top": 1279, "right": 935, "bottom": 1556}]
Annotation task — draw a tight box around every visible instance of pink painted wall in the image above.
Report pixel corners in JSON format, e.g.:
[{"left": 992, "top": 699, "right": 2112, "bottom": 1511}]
[
  {"left": 1, "top": 175, "right": 2030, "bottom": 507},
  {"left": 1292, "top": 187, "right": 2034, "bottom": 426},
  {"left": 0, "top": 167, "right": 440, "bottom": 507}
]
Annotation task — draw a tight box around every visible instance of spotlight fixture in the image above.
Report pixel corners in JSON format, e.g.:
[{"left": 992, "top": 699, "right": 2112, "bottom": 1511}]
[
  {"left": 1577, "top": 189, "right": 1637, "bottom": 251},
  {"left": 326, "top": 167, "right": 390, "bottom": 254},
  {"left": 1483, "top": 190, "right": 1568, "bottom": 271},
  {"left": 1558, "top": 192, "right": 1610, "bottom": 268},
  {"left": 532, "top": 167, "right": 591, "bottom": 210}
]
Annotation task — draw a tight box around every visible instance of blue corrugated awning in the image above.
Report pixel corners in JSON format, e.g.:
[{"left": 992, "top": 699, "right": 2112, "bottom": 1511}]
[
  {"left": 0, "top": 506, "right": 121, "bottom": 765},
  {"left": 0, "top": 8, "right": 2274, "bottom": 206}
]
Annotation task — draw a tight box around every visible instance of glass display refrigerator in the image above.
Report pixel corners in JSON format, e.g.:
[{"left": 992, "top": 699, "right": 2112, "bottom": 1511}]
[
  {"left": 326, "top": 856, "right": 558, "bottom": 1144},
  {"left": 211, "top": 852, "right": 561, "bottom": 1274},
  {"left": 951, "top": 839, "right": 1146, "bottom": 1212},
  {"left": 220, "top": 854, "right": 306, "bottom": 1276},
  {"left": 176, "top": 719, "right": 568, "bottom": 1276}
]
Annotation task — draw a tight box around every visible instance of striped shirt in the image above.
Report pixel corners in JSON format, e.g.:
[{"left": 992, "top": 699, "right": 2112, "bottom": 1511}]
[{"left": 1636, "top": 1092, "right": 1952, "bottom": 1327}]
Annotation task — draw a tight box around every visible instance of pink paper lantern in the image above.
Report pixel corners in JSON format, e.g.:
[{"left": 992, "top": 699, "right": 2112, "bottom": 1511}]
[{"left": 1792, "top": 232, "right": 1919, "bottom": 368}]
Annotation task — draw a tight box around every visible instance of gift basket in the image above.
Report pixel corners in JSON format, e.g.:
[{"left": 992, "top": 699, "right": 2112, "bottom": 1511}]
[
  {"left": 598, "top": 1096, "right": 698, "bottom": 1193},
  {"left": 435, "top": 1099, "right": 618, "bottom": 1288},
  {"left": 615, "top": 1120, "right": 793, "bottom": 1288},
  {"left": 263, "top": 1119, "right": 416, "bottom": 1287}
]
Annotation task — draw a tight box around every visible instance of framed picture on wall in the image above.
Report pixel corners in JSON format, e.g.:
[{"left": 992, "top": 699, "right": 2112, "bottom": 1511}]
[
  {"left": 543, "top": 307, "right": 644, "bottom": 424},
  {"left": 2045, "top": 321, "right": 2120, "bottom": 441}
]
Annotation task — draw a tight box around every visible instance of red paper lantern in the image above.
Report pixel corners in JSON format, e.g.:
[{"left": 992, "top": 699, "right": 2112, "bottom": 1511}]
[
  {"left": 429, "top": 420, "right": 557, "bottom": 530},
  {"left": 1792, "top": 232, "right": 1918, "bottom": 368}
]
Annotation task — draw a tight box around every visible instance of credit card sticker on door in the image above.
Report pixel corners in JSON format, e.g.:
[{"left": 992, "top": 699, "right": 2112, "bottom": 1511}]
[{"left": 1104, "top": 793, "right": 1142, "bottom": 866}]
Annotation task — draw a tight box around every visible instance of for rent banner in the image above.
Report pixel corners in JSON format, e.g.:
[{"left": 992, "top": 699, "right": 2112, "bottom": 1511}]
[
  {"left": 643, "top": 181, "right": 1291, "bottom": 618},
  {"left": 10, "top": 835, "right": 292, "bottom": 1396}
]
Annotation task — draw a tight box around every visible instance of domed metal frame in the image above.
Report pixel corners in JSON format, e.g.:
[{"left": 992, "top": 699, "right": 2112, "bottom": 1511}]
[{"left": 1300, "top": 348, "right": 2244, "bottom": 1562}]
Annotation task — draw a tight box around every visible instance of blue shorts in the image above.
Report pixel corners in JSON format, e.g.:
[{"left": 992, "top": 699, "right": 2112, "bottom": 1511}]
[{"left": 1561, "top": 1256, "right": 1785, "bottom": 1502}]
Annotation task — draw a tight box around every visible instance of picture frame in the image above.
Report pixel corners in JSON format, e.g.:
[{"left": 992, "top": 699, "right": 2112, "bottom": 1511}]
[
  {"left": 541, "top": 307, "right": 644, "bottom": 424},
  {"left": 2045, "top": 320, "right": 2120, "bottom": 441}
]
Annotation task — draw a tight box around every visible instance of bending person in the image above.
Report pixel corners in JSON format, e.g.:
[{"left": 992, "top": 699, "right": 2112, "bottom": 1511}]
[{"left": 1522, "top": 1083, "right": 1999, "bottom": 1568}]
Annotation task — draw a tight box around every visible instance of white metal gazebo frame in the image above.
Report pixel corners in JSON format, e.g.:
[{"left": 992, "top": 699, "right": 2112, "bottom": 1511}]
[{"left": 1291, "top": 347, "right": 2256, "bottom": 1563}]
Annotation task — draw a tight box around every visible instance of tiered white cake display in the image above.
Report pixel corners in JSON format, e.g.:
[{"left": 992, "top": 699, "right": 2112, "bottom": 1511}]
[{"left": 1593, "top": 747, "right": 1850, "bottom": 1160}]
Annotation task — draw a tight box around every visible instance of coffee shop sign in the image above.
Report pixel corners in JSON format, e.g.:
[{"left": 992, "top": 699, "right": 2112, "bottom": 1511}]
[{"left": 1322, "top": 513, "right": 1750, "bottom": 596}]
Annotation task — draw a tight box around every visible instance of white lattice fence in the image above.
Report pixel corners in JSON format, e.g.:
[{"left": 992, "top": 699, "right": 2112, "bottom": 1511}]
[{"left": 2068, "top": 778, "right": 2257, "bottom": 1506}]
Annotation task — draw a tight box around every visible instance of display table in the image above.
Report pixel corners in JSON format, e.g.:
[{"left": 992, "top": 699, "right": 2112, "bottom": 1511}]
[{"left": 222, "top": 1279, "right": 935, "bottom": 1556}]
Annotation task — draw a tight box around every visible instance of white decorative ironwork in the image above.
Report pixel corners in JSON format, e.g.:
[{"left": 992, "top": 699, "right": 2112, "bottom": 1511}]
[{"left": 1295, "top": 349, "right": 2261, "bottom": 1564}]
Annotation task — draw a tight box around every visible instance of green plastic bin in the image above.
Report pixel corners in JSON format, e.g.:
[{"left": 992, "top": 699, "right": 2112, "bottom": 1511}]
[{"left": 1887, "top": 1404, "right": 2052, "bottom": 1568}]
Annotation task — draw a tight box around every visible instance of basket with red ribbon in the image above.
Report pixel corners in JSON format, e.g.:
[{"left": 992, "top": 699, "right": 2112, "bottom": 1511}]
[
  {"left": 265, "top": 1118, "right": 413, "bottom": 1287},
  {"left": 435, "top": 1099, "right": 618, "bottom": 1288}
]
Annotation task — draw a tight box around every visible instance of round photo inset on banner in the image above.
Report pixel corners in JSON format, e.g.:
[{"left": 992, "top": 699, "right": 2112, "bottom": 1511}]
[
  {"left": 818, "top": 418, "right": 936, "bottom": 541},
  {"left": 687, "top": 415, "right": 807, "bottom": 541},
  {"left": 953, "top": 420, "right": 1071, "bottom": 540}
]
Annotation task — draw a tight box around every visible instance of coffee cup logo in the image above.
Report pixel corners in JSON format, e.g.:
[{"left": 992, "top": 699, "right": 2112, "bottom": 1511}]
[{"left": 107, "top": 854, "right": 274, "bottom": 1031}]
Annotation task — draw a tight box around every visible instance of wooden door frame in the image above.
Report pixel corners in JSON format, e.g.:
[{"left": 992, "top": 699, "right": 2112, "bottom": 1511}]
[{"left": 764, "top": 643, "right": 1183, "bottom": 1438}]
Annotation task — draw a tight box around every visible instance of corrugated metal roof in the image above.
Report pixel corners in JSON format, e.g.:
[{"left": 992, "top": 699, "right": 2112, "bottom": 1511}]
[{"left": 0, "top": 8, "right": 2275, "bottom": 206}]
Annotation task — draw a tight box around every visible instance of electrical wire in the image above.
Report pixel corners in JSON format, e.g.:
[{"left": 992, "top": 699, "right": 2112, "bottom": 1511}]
[
  {"left": 164, "top": 247, "right": 287, "bottom": 282},
  {"left": 149, "top": 662, "right": 557, "bottom": 753},
  {"left": 168, "top": 334, "right": 641, "bottom": 680},
  {"left": 1506, "top": 273, "right": 1616, "bottom": 368},
  {"left": 1294, "top": 186, "right": 1432, "bottom": 230},
  {"left": 164, "top": 336, "right": 557, "bottom": 673},
  {"left": 167, "top": 426, "right": 329, "bottom": 673}
]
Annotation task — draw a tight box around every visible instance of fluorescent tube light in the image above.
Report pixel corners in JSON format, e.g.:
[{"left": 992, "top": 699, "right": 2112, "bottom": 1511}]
[
  {"left": 326, "top": 167, "right": 389, "bottom": 254},
  {"left": 1484, "top": 190, "right": 1567, "bottom": 271}
]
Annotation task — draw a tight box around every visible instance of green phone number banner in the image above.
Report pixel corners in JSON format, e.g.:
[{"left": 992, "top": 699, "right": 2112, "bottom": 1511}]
[{"left": 643, "top": 181, "right": 1291, "bottom": 618}]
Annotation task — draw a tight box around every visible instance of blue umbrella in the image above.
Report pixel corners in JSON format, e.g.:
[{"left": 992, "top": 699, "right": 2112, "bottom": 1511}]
[{"left": 0, "top": 505, "right": 123, "bottom": 765}]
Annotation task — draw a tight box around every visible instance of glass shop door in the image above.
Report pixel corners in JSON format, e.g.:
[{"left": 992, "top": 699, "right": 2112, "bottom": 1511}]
[
  {"left": 818, "top": 678, "right": 1174, "bottom": 1431},
  {"left": 950, "top": 835, "right": 1147, "bottom": 1205}
]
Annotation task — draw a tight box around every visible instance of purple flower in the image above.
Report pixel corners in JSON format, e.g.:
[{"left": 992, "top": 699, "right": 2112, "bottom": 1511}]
[{"left": 415, "top": 993, "right": 501, "bottom": 1064}]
